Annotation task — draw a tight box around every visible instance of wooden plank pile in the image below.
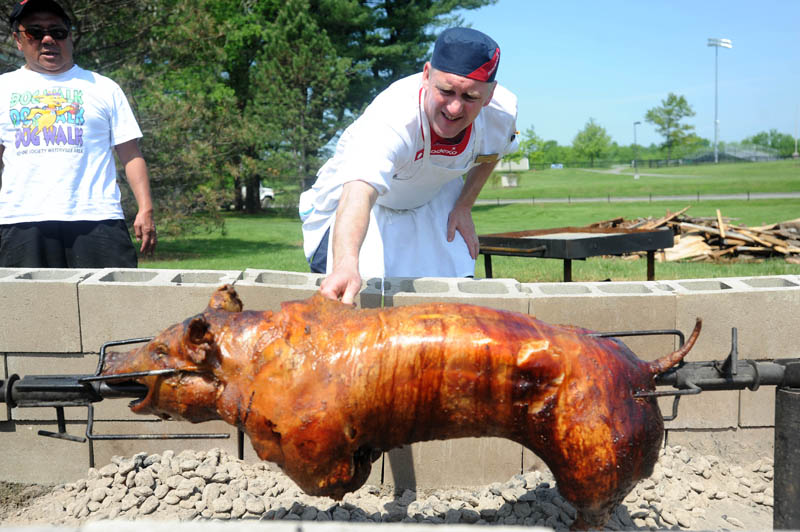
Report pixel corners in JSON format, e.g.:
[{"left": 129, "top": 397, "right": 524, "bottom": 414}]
[{"left": 590, "top": 207, "right": 800, "bottom": 264}]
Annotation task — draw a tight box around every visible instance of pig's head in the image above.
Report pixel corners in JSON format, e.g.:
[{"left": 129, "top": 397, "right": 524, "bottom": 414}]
[{"left": 100, "top": 285, "right": 243, "bottom": 422}]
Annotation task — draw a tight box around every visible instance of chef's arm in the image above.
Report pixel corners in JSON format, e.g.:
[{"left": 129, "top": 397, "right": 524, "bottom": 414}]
[
  {"left": 446, "top": 160, "right": 498, "bottom": 258},
  {"left": 319, "top": 180, "right": 378, "bottom": 305}
]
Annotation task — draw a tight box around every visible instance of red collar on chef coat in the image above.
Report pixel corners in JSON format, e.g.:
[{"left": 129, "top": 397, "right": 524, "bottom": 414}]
[{"left": 429, "top": 126, "right": 472, "bottom": 156}]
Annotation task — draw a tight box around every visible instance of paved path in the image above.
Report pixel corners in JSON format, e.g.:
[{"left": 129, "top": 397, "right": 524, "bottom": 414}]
[
  {"left": 579, "top": 166, "right": 703, "bottom": 178},
  {"left": 475, "top": 191, "right": 800, "bottom": 206}
]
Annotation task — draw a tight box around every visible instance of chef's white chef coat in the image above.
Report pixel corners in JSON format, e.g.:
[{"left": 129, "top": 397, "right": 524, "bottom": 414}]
[{"left": 299, "top": 72, "right": 518, "bottom": 279}]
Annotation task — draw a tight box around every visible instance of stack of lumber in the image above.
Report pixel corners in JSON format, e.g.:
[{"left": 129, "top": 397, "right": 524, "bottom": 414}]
[{"left": 589, "top": 207, "right": 800, "bottom": 263}]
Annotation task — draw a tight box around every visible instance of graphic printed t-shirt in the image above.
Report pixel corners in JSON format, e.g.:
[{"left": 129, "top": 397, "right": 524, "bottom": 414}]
[{"left": 0, "top": 65, "right": 142, "bottom": 224}]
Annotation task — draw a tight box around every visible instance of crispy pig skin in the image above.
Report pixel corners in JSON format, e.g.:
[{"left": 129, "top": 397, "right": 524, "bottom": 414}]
[{"left": 101, "top": 284, "right": 701, "bottom": 528}]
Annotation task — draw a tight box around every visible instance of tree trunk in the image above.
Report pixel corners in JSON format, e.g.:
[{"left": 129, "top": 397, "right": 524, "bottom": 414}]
[
  {"left": 245, "top": 176, "right": 260, "bottom": 214},
  {"left": 234, "top": 177, "right": 244, "bottom": 211}
]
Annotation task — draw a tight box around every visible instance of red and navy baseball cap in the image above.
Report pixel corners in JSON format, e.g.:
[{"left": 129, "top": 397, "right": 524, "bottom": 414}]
[
  {"left": 9, "top": 0, "right": 71, "bottom": 29},
  {"left": 431, "top": 27, "right": 500, "bottom": 83}
]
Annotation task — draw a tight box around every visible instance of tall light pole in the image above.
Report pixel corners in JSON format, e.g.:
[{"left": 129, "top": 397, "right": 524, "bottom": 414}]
[
  {"left": 708, "top": 38, "right": 732, "bottom": 163},
  {"left": 633, "top": 121, "right": 641, "bottom": 179},
  {"left": 794, "top": 104, "right": 799, "bottom": 159}
]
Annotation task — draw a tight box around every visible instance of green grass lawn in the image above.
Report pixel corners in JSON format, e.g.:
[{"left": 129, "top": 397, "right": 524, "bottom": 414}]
[
  {"left": 471, "top": 199, "right": 800, "bottom": 281},
  {"left": 473, "top": 199, "right": 800, "bottom": 234},
  {"left": 479, "top": 159, "right": 800, "bottom": 200},
  {"left": 142, "top": 213, "right": 307, "bottom": 273},
  {"left": 141, "top": 196, "right": 800, "bottom": 283},
  {"left": 140, "top": 160, "right": 800, "bottom": 281}
]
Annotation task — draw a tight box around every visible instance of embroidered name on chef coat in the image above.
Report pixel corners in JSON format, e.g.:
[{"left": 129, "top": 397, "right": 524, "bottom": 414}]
[{"left": 474, "top": 154, "right": 499, "bottom": 165}]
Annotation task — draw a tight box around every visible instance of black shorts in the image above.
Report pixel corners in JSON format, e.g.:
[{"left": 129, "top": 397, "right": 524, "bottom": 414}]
[
  {"left": 308, "top": 226, "right": 330, "bottom": 274},
  {"left": 0, "top": 219, "right": 138, "bottom": 268}
]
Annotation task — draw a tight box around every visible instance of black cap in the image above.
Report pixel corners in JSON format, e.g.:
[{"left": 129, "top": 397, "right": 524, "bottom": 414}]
[
  {"left": 431, "top": 27, "right": 500, "bottom": 83},
  {"left": 9, "top": 0, "right": 70, "bottom": 29}
]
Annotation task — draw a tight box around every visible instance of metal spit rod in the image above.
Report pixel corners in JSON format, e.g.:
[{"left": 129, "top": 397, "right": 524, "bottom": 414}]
[
  {"left": 2, "top": 326, "right": 799, "bottom": 527},
  {"left": 0, "top": 335, "right": 242, "bottom": 466}
]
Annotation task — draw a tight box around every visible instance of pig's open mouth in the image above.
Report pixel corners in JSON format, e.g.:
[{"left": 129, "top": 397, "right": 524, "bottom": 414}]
[
  {"left": 120, "top": 371, "right": 222, "bottom": 422},
  {"left": 129, "top": 388, "right": 148, "bottom": 409}
]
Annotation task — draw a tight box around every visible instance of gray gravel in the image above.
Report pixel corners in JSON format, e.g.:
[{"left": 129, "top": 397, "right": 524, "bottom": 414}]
[{"left": 0, "top": 445, "right": 773, "bottom": 530}]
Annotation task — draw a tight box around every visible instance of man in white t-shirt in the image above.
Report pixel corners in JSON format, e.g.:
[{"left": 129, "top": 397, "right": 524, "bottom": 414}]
[
  {"left": 0, "top": 0, "right": 156, "bottom": 268},
  {"left": 300, "top": 27, "right": 518, "bottom": 304}
]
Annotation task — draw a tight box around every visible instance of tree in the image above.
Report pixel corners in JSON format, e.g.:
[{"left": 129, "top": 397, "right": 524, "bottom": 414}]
[
  {"left": 744, "top": 129, "right": 796, "bottom": 157},
  {"left": 310, "top": 0, "right": 497, "bottom": 114},
  {"left": 1, "top": 0, "right": 498, "bottom": 234},
  {"left": 246, "top": 0, "right": 351, "bottom": 209},
  {"left": 645, "top": 93, "right": 696, "bottom": 161},
  {"left": 572, "top": 118, "right": 611, "bottom": 167},
  {"left": 108, "top": 0, "right": 240, "bottom": 232},
  {"left": 513, "top": 126, "right": 543, "bottom": 165},
  {"left": 673, "top": 134, "right": 709, "bottom": 159},
  {"left": 161, "top": 0, "right": 498, "bottom": 214},
  {"left": 537, "top": 140, "right": 573, "bottom": 165},
  {"left": 0, "top": 0, "right": 236, "bottom": 234}
]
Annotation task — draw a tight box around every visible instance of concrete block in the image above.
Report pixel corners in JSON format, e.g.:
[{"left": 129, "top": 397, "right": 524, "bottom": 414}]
[
  {"left": 383, "top": 437, "right": 523, "bottom": 490},
  {"left": 523, "top": 279, "right": 738, "bottom": 430},
  {"left": 0, "top": 267, "right": 23, "bottom": 280},
  {"left": 0, "top": 418, "right": 239, "bottom": 485},
  {"left": 673, "top": 276, "right": 800, "bottom": 362},
  {"left": 234, "top": 269, "right": 323, "bottom": 311},
  {"left": 6, "top": 351, "right": 97, "bottom": 375},
  {"left": 78, "top": 269, "right": 243, "bottom": 353},
  {"left": 383, "top": 277, "right": 529, "bottom": 313},
  {"left": 0, "top": 416, "right": 365, "bottom": 488},
  {"left": 0, "top": 268, "right": 96, "bottom": 353},
  {"left": 739, "top": 387, "right": 776, "bottom": 428},
  {"left": 89, "top": 418, "right": 241, "bottom": 464},
  {"left": 1, "top": 354, "right": 8, "bottom": 422},
  {"left": 738, "top": 275, "right": 799, "bottom": 289},
  {"left": 521, "top": 446, "right": 550, "bottom": 474},
  {"left": 235, "top": 269, "right": 382, "bottom": 310},
  {"left": 665, "top": 276, "right": 800, "bottom": 430},
  {"left": 665, "top": 427, "right": 774, "bottom": 465},
  {"left": 660, "top": 390, "right": 739, "bottom": 430},
  {"left": 523, "top": 281, "right": 677, "bottom": 362},
  {"left": 366, "top": 453, "right": 384, "bottom": 488}
]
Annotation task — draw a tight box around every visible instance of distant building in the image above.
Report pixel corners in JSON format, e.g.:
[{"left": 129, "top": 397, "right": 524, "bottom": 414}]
[
  {"left": 687, "top": 145, "right": 779, "bottom": 163},
  {"left": 496, "top": 158, "right": 530, "bottom": 172}
]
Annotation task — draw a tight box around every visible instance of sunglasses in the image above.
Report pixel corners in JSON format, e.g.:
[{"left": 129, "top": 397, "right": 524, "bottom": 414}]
[{"left": 17, "top": 26, "right": 70, "bottom": 41}]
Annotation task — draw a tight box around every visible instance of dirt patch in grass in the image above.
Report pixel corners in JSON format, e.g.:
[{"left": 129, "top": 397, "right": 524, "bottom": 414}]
[{"left": 0, "top": 481, "right": 51, "bottom": 522}]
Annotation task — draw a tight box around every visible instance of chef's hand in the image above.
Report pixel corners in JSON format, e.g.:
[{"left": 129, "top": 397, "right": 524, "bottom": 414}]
[
  {"left": 447, "top": 205, "right": 479, "bottom": 259},
  {"left": 319, "top": 265, "right": 362, "bottom": 306},
  {"left": 133, "top": 208, "right": 157, "bottom": 255}
]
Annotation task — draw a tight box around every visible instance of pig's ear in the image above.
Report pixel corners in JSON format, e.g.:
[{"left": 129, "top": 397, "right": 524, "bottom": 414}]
[
  {"left": 184, "top": 317, "right": 217, "bottom": 364},
  {"left": 207, "top": 284, "right": 243, "bottom": 312}
]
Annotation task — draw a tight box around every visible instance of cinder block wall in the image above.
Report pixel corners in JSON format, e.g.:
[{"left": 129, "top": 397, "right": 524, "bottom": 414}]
[{"left": 1, "top": 268, "right": 798, "bottom": 487}]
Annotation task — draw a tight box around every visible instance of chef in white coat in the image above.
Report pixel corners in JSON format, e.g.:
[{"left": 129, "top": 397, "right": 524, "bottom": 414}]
[{"left": 300, "top": 27, "right": 518, "bottom": 304}]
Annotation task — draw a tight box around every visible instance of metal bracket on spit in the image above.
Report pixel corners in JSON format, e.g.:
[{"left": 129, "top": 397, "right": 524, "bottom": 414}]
[
  {"left": 710, "top": 328, "right": 762, "bottom": 391},
  {"left": 27, "top": 338, "right": 244, "bottom": 467},
  {"left": 39, "top": 406, "right": 87, "bottom": 443},
  {"left": 26, "top": 337, "right": 158, "bottom": 445},
  {"left": 626, "top": 326, "right": 762, "bottom": 421},
  {"left": 5, "top": 373, "right": 102, "bottom": 442},
  {"left": 590, "top": 326, "right": 694, "bottom": 421},
  {"left": 73, "top": 337, "right": 246, "bottom": 467}
]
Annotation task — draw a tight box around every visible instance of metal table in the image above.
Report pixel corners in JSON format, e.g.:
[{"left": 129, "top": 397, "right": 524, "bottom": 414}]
[{"left": 479, "top": 226, "right": 674, "bottom": 281}]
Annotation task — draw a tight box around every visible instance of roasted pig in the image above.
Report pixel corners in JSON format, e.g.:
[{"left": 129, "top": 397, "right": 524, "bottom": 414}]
[{"left": 102, "top": 285, "right": 700, "bottom": 528}]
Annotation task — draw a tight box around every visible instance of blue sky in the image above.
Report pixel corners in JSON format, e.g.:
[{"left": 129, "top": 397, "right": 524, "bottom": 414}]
[{"left": 457, "top": 0, "right": 800, "bottom": 148}]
